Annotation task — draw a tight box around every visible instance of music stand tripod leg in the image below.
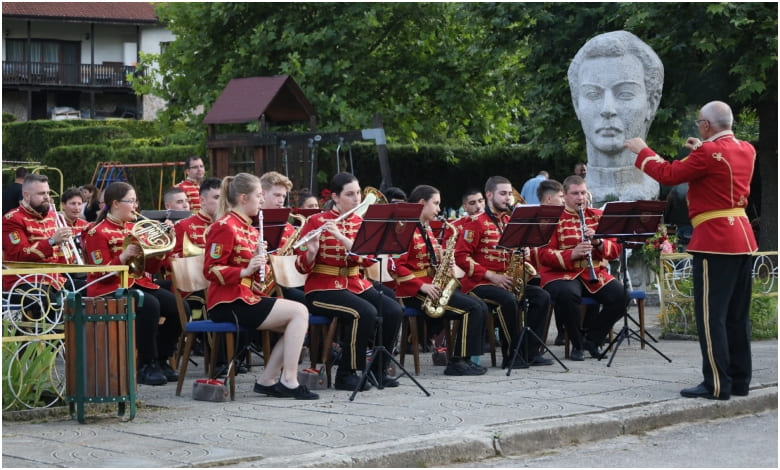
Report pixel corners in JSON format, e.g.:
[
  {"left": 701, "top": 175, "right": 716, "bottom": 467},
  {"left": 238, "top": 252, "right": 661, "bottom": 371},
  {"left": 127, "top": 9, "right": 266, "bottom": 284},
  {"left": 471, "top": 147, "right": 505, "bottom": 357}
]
[
  {"left": 349, "top": 257, "right": 431, "bottom": 401},
  {"left": 507, "top": 297, "right": 568, "bottom": 376}
]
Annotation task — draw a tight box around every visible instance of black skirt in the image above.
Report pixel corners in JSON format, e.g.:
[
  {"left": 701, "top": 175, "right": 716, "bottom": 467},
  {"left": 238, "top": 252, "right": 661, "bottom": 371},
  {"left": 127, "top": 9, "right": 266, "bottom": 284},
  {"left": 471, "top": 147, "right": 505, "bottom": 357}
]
[{"left": 209, "top": 298, "right": 277, "bottom": 330}]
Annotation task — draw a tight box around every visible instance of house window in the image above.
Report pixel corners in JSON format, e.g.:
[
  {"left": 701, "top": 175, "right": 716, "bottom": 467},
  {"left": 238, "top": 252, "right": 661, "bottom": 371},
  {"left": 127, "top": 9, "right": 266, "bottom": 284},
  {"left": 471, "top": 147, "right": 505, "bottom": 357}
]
[{"left": 159, "top": 41, "right": 171, "bottom": 55}]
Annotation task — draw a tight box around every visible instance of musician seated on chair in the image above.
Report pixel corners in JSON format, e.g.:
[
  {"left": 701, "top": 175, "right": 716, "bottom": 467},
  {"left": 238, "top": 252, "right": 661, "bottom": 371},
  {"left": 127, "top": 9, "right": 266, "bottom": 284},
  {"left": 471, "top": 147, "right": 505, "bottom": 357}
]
[
  {"left": 2, "top": 174, "right": 75, "bottom": 320},
  {"left": 259, "top": 171, "right": 307, "bottom": 305},
  {"left": 204, "top": 173, "right": 318, "bottom": 400},
  {"left": 454, "top": 176, "right": 553, "bottom": 369},
  {"left": 82, "top": 182, "right": 182, "bottom": 386},
  {"left": 390, "top": 185, "right": 487, "bottom": 376},
  {"left": 537, "top": 175, "right": 627, "bottom": 361},
  {"left": 294, "top": 172, "right": 403, "bottom": 392}
]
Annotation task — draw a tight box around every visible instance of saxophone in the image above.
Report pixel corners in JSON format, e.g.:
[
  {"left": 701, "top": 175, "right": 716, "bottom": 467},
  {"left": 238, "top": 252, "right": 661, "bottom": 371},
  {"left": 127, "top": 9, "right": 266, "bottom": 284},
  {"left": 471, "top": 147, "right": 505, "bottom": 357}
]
[
  {"left": 506, "top": 249, "right": 537, "bottom": 299},
  {"left": 421, "top": 219, "right": 460, "bottom": 318},
  {"left": 261, "top": 213, "right": 307, "bottom": 295}
]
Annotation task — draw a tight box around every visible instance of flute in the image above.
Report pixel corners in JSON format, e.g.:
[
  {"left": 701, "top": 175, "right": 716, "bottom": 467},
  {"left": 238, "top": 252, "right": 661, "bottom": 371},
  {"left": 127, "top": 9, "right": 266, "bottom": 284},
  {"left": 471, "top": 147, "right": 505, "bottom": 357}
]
[
  {"left": 258, "top": 209, "right": 265, "bottom": 283},
  {"left": 292, "top": 197, "right": 371, "bottom": 250},
  {"left": 577, "top": 204, "right": 598, "bottom": 283}
]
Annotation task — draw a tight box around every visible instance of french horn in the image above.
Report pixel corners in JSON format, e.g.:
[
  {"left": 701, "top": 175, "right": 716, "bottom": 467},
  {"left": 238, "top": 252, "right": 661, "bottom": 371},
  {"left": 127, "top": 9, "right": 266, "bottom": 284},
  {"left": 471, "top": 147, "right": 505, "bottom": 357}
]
[{"left": 123, "top": 211, "right": 176, "bottom": 278}]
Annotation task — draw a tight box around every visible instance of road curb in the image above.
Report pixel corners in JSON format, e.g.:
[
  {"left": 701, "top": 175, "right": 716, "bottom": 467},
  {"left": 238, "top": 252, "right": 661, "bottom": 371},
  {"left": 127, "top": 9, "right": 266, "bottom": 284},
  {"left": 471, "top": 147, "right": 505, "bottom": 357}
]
[{"left": 248, "top": 386, "right": 777, "bottom": 468}]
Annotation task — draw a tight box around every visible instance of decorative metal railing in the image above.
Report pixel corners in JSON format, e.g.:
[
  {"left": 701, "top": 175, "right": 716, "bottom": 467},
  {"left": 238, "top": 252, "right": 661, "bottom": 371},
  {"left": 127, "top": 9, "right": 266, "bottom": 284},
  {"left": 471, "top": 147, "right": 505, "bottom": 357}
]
[
  {"left": 658, "top": 251, "right": 778, "bottom": 338},
  {"left": 2, "top": 61, "right": 135, "bottom": 87},
  {"left": 2, "top": 263, "right": 129, "bottom": 411}
]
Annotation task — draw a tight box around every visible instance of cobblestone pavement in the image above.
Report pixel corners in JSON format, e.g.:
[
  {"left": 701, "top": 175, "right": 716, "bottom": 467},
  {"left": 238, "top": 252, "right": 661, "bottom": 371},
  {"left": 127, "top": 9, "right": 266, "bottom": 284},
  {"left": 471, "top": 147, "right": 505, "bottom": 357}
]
[{"left": 3, "top": 306, "right": 777, "bottom": 468}]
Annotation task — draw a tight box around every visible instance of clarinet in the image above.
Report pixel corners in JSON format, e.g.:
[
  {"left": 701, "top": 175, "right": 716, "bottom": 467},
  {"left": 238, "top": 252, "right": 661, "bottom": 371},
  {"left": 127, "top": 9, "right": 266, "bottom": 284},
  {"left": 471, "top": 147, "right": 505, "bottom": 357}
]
[{"left": 577, "top": 204, "right": 598, "bottom": 283}]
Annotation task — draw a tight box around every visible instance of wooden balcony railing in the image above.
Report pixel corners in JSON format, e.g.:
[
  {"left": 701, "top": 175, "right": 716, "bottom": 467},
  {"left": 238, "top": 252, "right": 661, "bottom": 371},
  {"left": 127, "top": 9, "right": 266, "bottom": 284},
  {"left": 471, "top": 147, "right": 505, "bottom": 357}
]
[{"left": 2, "top": 61, "right": 135, "bottom": 87}]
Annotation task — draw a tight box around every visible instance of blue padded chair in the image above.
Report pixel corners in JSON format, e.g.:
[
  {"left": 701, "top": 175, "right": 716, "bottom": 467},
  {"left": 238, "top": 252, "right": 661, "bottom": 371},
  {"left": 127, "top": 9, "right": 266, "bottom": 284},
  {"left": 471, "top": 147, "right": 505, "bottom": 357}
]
[{"left": 170, "top": 260, "right": 242, "bottom": 400}]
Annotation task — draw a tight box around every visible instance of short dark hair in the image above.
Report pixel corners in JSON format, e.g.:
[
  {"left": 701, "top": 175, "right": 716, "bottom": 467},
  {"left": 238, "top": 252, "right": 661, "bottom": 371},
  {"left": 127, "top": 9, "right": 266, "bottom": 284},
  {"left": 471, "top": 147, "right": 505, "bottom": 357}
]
[
  {"left": 22, "top": 173, "right": 48, "bottom": 190},
  {"left": 164, "top": 186, "right": 186, "bottom": 204},
  {"left": 185, "top": 156, "right": 203, "bottom": 169},
  {"left": 461, "top": 188, "right": 482, "bottom": 203},
  {"left": 15, "top": 167, "right": 28, "bottom": 178},
  {"left": 537, "top": 179, "right": 563, "bottom": 202},
  {"left": 329, "top": 172, "right": 358, "bottom": 195},
  {"left": 485, "top": 176, "right": 511, "bottom": 195},
  {"left": 61, "top": 187, "right": 83, "bottom": 204},
  {"left": 408, "top": 185, "right": 438, "bottom": 203},
  {"left": 562, "top": 175, "right": 586, "bottom": 193},
  {"left": 199, "top": 177, "right": 221, "bottom": 195},
  {"left": 384, "top": 186, "right": 407, "bottom": 202}
]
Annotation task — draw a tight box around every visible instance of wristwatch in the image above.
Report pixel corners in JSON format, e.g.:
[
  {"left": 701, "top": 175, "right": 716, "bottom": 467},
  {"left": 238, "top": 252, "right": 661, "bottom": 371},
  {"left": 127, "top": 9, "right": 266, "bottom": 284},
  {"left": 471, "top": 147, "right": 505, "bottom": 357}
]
[{"left": 48, "top": 236, "right": 55, "bottom": 246}]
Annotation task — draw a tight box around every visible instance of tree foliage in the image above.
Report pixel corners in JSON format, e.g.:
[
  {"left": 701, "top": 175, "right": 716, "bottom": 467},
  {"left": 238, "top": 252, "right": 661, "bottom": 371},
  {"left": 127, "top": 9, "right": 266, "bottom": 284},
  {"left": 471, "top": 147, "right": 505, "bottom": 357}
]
[{"left": 135, "top": 2, "right": 777, "bottom": 248}]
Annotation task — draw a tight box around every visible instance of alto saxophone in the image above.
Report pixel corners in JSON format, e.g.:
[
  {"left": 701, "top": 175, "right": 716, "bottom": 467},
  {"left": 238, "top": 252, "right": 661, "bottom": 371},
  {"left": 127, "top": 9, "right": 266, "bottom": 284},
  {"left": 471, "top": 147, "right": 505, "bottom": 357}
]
[
  {"left": 421, "top": 219, "right": 460, "bottom": 318},
  {"left": 506, "top": 249, "right": 537, "bottom": 299}
]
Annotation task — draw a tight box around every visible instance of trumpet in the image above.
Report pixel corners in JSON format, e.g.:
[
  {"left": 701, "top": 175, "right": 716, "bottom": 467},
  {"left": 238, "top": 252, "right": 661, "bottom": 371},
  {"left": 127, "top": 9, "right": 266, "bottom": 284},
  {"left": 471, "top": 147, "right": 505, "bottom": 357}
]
[
  {"left": 122, "top": 211, "right": 176, "bottom": 277},
  {"left": 51, "top": 209, "right": 84, "bottom": 265}
]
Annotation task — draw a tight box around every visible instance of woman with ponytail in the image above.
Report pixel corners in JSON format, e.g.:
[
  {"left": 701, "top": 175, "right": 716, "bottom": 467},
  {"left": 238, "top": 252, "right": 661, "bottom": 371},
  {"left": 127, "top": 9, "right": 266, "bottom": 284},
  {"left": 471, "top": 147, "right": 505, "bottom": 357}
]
[
  {"left": 203, "top": 173, "right": 318, "bottom": 400},
  {"left": 82, "top": 182, "right": 181, "bottom": 386},
  {"left": 294, "top": 172, "right": 404, "bottom": 391}
]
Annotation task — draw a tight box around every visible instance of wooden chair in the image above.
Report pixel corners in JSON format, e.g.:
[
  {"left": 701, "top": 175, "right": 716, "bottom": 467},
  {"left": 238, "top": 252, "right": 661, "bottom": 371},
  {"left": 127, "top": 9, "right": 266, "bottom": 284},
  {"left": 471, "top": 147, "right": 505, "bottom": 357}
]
[
  {"left": 398, "top": 306, "right": 424, "bottom": 375},
  {"left": 169, "top": 256, "right": 241, "bottom": 400}
]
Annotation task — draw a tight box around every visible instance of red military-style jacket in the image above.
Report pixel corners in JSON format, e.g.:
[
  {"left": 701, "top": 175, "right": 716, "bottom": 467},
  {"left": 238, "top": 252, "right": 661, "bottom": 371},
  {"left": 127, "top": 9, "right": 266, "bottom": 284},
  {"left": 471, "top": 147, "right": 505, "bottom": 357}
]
[
  {"left": 390, "top": 223, "right": 441, "bottom": 299},
  {"left": 2, "top": 204, "right": 64, "bottom": 290},
  {"left": 82, "top": 214, "right": 161, "bottom": 297},
  {"left": 537, "top": 206, "right": 620, "bottom": 294},
  {"left": 294, "top": 208, "right": 374, "bottom": 294},
  {"left": 635, "top": 130, "right": 757, "bottom": 254},
  {"left": 169, "top": 210, "right": 212, "bottom": 261},
  {"left": 175, "top": 179, "right": 201, "bottom": 212},
  {"left": 454, "top": 210, "right": 512, "bottom": 294},
  {"left": 203, "top": 210, "right": 267, "bottom": 310}
]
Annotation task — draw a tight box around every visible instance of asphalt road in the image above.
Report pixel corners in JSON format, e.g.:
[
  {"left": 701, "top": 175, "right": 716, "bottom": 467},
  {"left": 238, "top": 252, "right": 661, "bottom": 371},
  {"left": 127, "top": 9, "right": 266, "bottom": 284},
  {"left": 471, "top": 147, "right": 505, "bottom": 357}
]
[{"left": 448, "top": 410, "right": 778, "bottom": 468}]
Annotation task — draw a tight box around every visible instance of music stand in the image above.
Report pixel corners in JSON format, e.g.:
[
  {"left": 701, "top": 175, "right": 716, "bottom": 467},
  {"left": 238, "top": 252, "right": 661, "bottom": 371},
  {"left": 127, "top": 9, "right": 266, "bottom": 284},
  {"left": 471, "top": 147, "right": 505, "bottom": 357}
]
[
  {"left": 592, "top": 200, "right": 672, "bottom": 366},
  {"left": 347, "top": 203, "right": 431, "bottom": 401},
  {"left": 497, "top": 205, "right": 569, "bottom": 375},
  {"left": 257, "top": 208, "right": 291, "bottom": 254}
]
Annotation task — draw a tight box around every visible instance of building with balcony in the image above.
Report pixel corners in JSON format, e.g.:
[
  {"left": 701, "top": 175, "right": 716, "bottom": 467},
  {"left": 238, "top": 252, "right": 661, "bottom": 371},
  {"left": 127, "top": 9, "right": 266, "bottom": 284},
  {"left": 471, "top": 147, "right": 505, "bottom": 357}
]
[{"left": 2, "top": 2, "right": 174, "bottom": 121}]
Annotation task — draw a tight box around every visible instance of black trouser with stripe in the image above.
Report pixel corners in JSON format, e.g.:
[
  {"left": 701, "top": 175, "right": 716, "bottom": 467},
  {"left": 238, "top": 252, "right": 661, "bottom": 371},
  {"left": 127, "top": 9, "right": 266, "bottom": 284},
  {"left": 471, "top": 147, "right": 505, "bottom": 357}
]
[
  {"left": 306, "top": 285, "right": 402, "bottom": 374},
  {"left": 470, "top": 284, "right": 549, "bottom": 360},
  {"left": 403, "top": 290, "right": 487, "bottom": 359},
  {"left": 544, "top": 278, "right": 625, "bottom": 350},
  {"left": 692, "top": 253, "right": 753, "bottom": 398}
]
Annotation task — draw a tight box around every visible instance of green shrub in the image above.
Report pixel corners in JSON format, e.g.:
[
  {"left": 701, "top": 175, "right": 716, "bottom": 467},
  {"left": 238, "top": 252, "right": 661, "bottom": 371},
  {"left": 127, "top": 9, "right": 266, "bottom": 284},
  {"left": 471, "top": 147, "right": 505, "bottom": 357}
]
[
  {"left": 3, "top": 111, "right": 17, "bottom": 123},
  {"left": 2, "top": 323, "right": 63, "bottom": 411}
]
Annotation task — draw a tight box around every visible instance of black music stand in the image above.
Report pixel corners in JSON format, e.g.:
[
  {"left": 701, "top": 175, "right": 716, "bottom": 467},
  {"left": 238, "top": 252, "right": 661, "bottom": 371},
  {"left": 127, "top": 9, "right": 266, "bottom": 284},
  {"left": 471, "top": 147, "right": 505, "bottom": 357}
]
[
  {"left": 257, "top": 208, "right": 291, "bottom": 254},
  {"left": 347, "top": 203, "right": 431, "bottom": 401},
  {"left": 592, "top": 200, "right": 672, "bottom": 366},
  {"left": 497, "top": 205, "right": 569, "bottom": 375}
]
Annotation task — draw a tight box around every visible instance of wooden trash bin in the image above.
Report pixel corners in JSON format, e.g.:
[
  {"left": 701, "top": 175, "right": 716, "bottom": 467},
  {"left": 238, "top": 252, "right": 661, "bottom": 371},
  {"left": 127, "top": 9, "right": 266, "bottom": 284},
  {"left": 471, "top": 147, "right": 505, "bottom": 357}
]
[{"left": 64, "top": 289, "right": 140, "bottom": 423}]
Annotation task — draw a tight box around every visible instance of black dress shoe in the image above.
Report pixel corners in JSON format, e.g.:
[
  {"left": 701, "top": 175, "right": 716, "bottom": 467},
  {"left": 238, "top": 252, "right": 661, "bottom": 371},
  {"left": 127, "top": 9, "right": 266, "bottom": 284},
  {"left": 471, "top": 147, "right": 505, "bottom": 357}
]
[
  {"left": 158, "top": 361, "right": 179, "bottom": 382},
  {"left": 274, "top": 382, "right": 319, "bottom": 400},
  {"left": 527, "top": 354, "right": 554, "bottom": 366},
  {"left": 680, "top": 383, "right": 729, "bottom": 400},
  {"left": 501, "top": 356, "right": 529, "bottom": 369},
  {"left": 569, "top": 348, "right": 585, "bottom": 361},
  {"left": 581, "top": 337, "right": 603, "bottom": 358},
  {"left": 371, "top": 374, "right": 400, "bottom": 388},
  {"left": 137, "top": 362, "right": 167, "bottom": 386},
  {"left": 732, "top": 387, "right": 749, "bottom": 396},
  {"left": 334, "top": 372, "right": 373, "bottom": 391},
  {"left": 554, "top": 332, "right": 565, "bottom": 346}
]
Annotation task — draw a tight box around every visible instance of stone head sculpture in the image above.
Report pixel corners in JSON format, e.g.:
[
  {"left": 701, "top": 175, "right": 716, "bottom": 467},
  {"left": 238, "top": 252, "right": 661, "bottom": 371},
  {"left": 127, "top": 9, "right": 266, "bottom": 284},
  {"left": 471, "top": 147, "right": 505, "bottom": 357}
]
[{"left": 568, "top": 31, "right": 663, "bottom": 202}]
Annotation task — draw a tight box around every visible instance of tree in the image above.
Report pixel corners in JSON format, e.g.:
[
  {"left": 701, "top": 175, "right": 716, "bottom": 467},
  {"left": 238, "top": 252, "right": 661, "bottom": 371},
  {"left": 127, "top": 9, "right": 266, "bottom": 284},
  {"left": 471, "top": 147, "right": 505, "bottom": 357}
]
[{"left": 135, "top": 3, "right": 529, "bottom": 146}]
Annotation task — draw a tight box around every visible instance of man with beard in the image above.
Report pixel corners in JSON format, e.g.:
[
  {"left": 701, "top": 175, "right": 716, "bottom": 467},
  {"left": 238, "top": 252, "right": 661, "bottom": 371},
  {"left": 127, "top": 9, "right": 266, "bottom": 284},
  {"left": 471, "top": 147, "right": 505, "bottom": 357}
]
[
  {"left": 3, "top": 174, "right": 74, "bottom": 318},
  {"left": 455, "top": 176, "right": 553, "bottom": 369}
]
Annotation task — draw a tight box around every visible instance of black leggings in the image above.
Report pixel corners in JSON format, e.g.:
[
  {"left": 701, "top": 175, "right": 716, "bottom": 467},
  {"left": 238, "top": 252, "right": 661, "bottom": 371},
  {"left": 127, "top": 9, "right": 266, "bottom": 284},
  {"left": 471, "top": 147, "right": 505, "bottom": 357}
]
[{"left": 306, "top": 286, "right": 402, "bottom": 372}]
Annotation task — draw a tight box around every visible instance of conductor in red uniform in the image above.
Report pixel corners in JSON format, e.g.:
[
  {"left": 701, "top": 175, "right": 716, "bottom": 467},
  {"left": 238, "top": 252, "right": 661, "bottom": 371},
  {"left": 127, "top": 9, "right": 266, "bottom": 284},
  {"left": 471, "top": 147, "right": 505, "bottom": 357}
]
[{"left": 625, "top": 100, "right": 757, "bottom": 400}]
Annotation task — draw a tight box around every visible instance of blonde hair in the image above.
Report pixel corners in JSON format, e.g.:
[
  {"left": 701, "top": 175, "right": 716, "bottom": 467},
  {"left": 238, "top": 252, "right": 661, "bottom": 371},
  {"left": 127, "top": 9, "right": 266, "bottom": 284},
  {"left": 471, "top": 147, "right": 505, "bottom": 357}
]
[
  {"left": 259, "top": 171, "right": 292, "bottom": 192},
  {"left": 218, "top": 172, "right": 260, "bottom": 219}
]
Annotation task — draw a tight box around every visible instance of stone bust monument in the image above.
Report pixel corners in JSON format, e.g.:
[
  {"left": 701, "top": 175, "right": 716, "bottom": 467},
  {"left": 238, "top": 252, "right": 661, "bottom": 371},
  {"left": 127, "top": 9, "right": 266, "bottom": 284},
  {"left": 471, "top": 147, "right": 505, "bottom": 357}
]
[{"left": 568, "top": 31, "right": 664, "bottom": 203}]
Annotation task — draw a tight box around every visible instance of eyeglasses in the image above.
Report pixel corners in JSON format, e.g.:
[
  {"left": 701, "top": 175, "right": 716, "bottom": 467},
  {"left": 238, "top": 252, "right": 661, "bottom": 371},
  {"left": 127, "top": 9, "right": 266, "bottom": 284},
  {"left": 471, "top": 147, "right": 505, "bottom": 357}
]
[
  {"left": 695, "top": 119, "right": 709, "bottom": 126},
  {"left": 119, "top": 199, "right": 138, "bottom": 205}
]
